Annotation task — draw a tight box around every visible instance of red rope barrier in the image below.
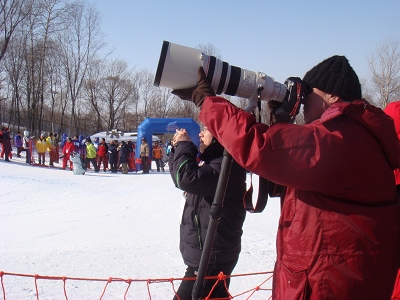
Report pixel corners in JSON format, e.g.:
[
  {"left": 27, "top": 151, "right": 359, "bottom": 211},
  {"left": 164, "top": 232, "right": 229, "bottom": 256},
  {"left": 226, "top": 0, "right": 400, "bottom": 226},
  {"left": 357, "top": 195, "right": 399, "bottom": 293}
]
[
  {"left": 62, "top": 277, "right": 69, "bottom": 300},
  {"left": 1, "top": 271, "right": 6, "bottom": 300},
  {"left": 0, "top": 270, "right": 273, "bottom": 299}
]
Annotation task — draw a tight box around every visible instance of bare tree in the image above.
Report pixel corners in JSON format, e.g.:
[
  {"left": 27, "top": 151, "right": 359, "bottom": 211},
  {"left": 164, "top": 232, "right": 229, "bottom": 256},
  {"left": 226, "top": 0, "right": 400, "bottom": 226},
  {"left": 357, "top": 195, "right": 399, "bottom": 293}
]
[
  {"left": 367, "top": 39, "right": 400, "bottom": 108},
  {"left": 359, "top": 77, "right": 376, "bottom": 106},
  {"left": 0, "top": 0, "right": 34, "bottom": 62},
  {"left": 168, "top": 95, "right": 199, "bottom": 120},
  {"left": 57, "top": 0, "right": 105, "bottom": 133},
  {"left": 21, "top": 0, "right": 46, "bottom": 135},
  {"left": 197, "top": 42, "right": 221, "bottom": 59},
  {"left": 137, "top": 69, "right": 159, "bottom": 118},
  {"left": 3, "top": 31, "right": 26, "bottom": 129},
  {"left": 147, "top": 87, "right": 175, "bottom": 118},
  {"left": 99, "top": 59, "right": 136, "bottom": 130},
  {"left": 83, "top": 58, "right": 104, "bottom": 132}
]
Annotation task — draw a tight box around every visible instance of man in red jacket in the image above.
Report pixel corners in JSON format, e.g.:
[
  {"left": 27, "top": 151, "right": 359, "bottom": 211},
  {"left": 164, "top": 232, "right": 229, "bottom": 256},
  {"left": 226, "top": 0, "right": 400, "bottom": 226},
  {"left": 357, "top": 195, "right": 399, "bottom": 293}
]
[
  {"left": 97, "top": 138, "right": 109, "bottom": 172},
  {"left": 62, "top": 137, "right": 75, "bottom": 170},
  {"left": 173, "top": 56, "right": 400, "bottom": 299}
]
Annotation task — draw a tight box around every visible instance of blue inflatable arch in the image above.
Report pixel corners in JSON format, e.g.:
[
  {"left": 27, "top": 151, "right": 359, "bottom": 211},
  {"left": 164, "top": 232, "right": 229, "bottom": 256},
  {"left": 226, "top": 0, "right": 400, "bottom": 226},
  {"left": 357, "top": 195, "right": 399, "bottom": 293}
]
[{"left": 136, "top": 118, "right": 200, "bottom": 159}]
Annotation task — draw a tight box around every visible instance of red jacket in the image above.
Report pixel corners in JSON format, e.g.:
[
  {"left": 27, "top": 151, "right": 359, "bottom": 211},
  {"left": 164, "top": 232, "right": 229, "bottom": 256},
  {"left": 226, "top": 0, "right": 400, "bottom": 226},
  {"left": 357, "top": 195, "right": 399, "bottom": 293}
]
[
  {"left": 384, "top": 101, "right": 400, "bottom": 300},
  {"left": 62, "top": 141, "right": 75, "bottom": 158},
  {"left": 199, "top": 96, "right": 400, "bottom": 300},
  {"left": 97, "top": 142, "right": 108, "bottom": 157},
  {"left": 384, "top": 101, "right": 400, "bottom": 185}
]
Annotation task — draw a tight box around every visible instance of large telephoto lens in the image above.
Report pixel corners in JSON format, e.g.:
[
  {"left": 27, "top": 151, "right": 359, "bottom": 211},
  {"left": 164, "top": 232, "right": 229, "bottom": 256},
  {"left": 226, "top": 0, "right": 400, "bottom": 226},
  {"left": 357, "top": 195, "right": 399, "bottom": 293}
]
[{"left": 154, "top": 41, "right": 287, "bottom": 103}]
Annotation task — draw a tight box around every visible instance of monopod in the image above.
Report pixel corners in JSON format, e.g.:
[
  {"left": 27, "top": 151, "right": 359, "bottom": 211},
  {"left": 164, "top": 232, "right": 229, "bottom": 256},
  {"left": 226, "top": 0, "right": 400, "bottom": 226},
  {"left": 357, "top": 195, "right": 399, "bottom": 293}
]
[{"left": 191, "top": 148, "right": 233, "bottom": 300}]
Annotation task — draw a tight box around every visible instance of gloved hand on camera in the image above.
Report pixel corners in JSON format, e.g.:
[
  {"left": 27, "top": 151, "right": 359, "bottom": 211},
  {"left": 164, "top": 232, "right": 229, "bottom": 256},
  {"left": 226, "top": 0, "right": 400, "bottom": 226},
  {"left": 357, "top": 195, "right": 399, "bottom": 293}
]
[
  {"left": 268, "top": 100, "right": 293, "bottom": 124},
  {"left": 269, "top": 77, "right": 309, "bottom": 124},
  {"left": 172, "top": 67, "right": 215, "bottom": 107}
]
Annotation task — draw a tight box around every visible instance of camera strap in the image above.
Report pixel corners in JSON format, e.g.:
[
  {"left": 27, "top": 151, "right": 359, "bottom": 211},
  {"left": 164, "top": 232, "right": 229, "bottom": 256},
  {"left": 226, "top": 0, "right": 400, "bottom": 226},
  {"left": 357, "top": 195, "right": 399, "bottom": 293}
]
[
  {"left": 242, "top": 86, "right": 270, "bottom": 213},
  {"left": 243, "top": 173, "right": 269, "bottom": 213}
]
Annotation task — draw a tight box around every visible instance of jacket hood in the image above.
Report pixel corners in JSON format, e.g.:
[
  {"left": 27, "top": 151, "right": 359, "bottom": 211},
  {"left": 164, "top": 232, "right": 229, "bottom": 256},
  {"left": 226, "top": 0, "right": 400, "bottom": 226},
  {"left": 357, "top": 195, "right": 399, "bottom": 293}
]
[{"left": 321, "top": 99, "right": 400, "bottom": 170}]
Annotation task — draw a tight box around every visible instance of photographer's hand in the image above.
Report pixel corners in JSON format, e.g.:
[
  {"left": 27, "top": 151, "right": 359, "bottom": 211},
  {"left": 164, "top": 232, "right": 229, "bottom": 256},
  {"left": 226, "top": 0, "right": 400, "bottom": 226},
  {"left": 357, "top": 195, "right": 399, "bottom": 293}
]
[
  {"left": 172, "top": 128, "right": 191, "bottom": 146},
  {"left": 172, "top": 67, "right": 215, "bottom": 107},
  {"left": 268, "top": 100, "right": 293, "bottom": 124}
]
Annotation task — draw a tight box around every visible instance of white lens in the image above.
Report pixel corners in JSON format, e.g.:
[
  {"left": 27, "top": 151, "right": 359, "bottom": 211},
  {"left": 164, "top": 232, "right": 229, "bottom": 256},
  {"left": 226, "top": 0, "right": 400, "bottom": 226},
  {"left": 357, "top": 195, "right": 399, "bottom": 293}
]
[{"left": 154, "top": 41, "right": 287, "bottom": 103}]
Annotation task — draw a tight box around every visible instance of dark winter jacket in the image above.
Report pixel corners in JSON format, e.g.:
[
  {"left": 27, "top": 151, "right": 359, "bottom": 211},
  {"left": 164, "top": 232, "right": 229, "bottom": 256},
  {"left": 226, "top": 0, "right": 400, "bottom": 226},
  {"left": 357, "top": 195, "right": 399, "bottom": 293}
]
[
  {"left": 1, "top": 130, "right": 12, "bottom": 153},
  {"left": 108, "top": 144, "right": 118, "bottom": 164},
  {"left": 169, "top": 140, "right": 247, "bottom": 268},
  {"left": 199, "top": 96, "right": 400, "bottom": 300},
  {"left": 118, "top": 143, "right": 130, "bottom": 164}
]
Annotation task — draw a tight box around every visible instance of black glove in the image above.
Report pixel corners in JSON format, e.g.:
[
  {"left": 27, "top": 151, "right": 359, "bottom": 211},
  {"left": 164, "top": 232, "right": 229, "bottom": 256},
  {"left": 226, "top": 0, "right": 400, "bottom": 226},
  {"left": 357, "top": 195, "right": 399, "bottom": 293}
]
[
  {"left": 268, "top": 100, "right": 293, "bottom": 124},
  {"left": 172, "top": 67, "right": 215, "bottom": 107}
]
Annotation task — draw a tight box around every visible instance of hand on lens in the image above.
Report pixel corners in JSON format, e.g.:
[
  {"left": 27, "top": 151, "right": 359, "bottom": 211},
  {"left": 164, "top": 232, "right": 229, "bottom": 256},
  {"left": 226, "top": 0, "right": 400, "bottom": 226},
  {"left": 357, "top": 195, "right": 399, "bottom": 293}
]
[{"left": 171, "top": 67, "right": 215, "bottom": 107}]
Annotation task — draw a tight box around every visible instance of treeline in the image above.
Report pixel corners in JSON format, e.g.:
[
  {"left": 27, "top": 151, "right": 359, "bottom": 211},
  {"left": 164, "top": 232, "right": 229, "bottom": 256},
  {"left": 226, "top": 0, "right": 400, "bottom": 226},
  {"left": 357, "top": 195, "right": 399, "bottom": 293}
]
[{"left": 0, "top": 0, "right": 202, "bottom": 137}]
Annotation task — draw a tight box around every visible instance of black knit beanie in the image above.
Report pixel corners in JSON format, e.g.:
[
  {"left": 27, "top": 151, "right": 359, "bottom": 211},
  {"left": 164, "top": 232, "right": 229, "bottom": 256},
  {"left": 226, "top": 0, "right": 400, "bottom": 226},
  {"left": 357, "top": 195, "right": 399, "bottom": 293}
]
[{"left": 303, "top": 55, "right": 362, "bottom": 101}]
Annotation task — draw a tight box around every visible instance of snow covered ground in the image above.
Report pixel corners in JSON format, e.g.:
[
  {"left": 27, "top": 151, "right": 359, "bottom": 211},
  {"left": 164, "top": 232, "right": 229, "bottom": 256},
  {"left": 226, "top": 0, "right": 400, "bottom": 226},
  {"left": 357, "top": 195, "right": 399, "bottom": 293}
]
[{"left": 1, "top": 151, "right": 280, "bottom": 299}]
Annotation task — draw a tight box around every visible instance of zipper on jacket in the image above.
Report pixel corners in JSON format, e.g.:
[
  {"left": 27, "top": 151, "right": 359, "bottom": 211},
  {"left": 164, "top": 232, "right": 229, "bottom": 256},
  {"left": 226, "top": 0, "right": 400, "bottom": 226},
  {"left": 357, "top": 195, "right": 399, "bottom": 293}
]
[{"left": 194, "top": 214, "right": 202, "bottom": 250}]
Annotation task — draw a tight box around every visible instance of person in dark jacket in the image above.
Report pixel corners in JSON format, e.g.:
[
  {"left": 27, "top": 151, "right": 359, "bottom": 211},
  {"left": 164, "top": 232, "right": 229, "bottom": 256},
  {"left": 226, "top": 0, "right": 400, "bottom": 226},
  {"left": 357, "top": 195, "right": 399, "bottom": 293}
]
[
  {"left": 118, "top": 141, "right": 130, "bottom": 174},
  {"left": 108, "top": 140, "right": 118, "bottom": 173},
  {"left": 169, "top": 127, "right": 247, "bottom": 300},
  {"left": 172, "top": 57, "right": 400, "bottom": 299}
]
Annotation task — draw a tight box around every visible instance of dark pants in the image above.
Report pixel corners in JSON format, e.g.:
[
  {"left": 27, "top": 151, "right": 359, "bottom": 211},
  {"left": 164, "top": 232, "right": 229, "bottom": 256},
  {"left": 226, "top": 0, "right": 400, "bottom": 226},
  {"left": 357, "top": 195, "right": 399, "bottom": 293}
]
[
  {"left": 38, "top": 152, "right": 45, "bottom": 165},
  {"left": 17, "top": 147, "right": 23, "bottom": 157},
  {"left": 25, "top": 148, "right": 30, "bottom": 164},
  {"left": 84, "top": 157, "right": 99, "bottom": 172},
  {"left": 173, "top": 258, "right": 238, "bottom": 300},
  {"left": 142, "top": 156, "right": 149, "bottom": 173},
  {"left": 154, "top": 158, "right": 164, "bottom": 172},
  {"left": 110, "top": 160, "right": 117, "bottom": 173}
]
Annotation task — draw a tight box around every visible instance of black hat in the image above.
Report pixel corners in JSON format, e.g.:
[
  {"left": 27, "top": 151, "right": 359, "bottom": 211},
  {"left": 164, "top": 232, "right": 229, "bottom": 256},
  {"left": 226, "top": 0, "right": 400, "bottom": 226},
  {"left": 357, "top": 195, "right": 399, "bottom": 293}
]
[
  {"left": 86, "top": 137, "right": 91, "bottom": 143},
  {"left": 303, "top": 55, "right": 362, "bottom": 101},
  {"left": 142, "top": 137, "right": 146, "bottom": 141}
]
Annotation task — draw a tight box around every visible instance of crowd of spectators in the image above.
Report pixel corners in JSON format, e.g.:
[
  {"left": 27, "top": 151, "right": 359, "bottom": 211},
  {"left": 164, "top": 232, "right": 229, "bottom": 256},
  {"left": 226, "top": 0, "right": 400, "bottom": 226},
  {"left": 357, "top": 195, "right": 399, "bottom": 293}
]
[{"left": 0, "top": 128, "right": 169, "bottom": 175}]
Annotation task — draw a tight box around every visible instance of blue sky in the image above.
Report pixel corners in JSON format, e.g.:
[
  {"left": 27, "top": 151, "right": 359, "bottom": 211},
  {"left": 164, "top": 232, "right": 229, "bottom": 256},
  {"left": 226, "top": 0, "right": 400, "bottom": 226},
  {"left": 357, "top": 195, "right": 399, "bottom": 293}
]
[{"left": 87, "top": 0, "right": 399, "bottom": 84}]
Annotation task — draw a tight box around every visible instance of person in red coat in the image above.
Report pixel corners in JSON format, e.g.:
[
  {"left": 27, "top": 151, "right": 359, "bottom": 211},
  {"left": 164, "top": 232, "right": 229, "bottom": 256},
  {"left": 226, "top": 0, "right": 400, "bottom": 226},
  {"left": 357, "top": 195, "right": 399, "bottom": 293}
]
[
  {"left": 1, "top": 126, "right": 12, "bottom": 161},
  {"left": 62, "top": 137, "right": 75, "bottom": 170},
  {"left": 173, "top": 56, "right": 400, "bottom": 299},
  {"left": 384, "top": 100, "right": 400, "bottom": 300},
  {"left": 96, "top": 138, "right": 108, "bottom": 172}
]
